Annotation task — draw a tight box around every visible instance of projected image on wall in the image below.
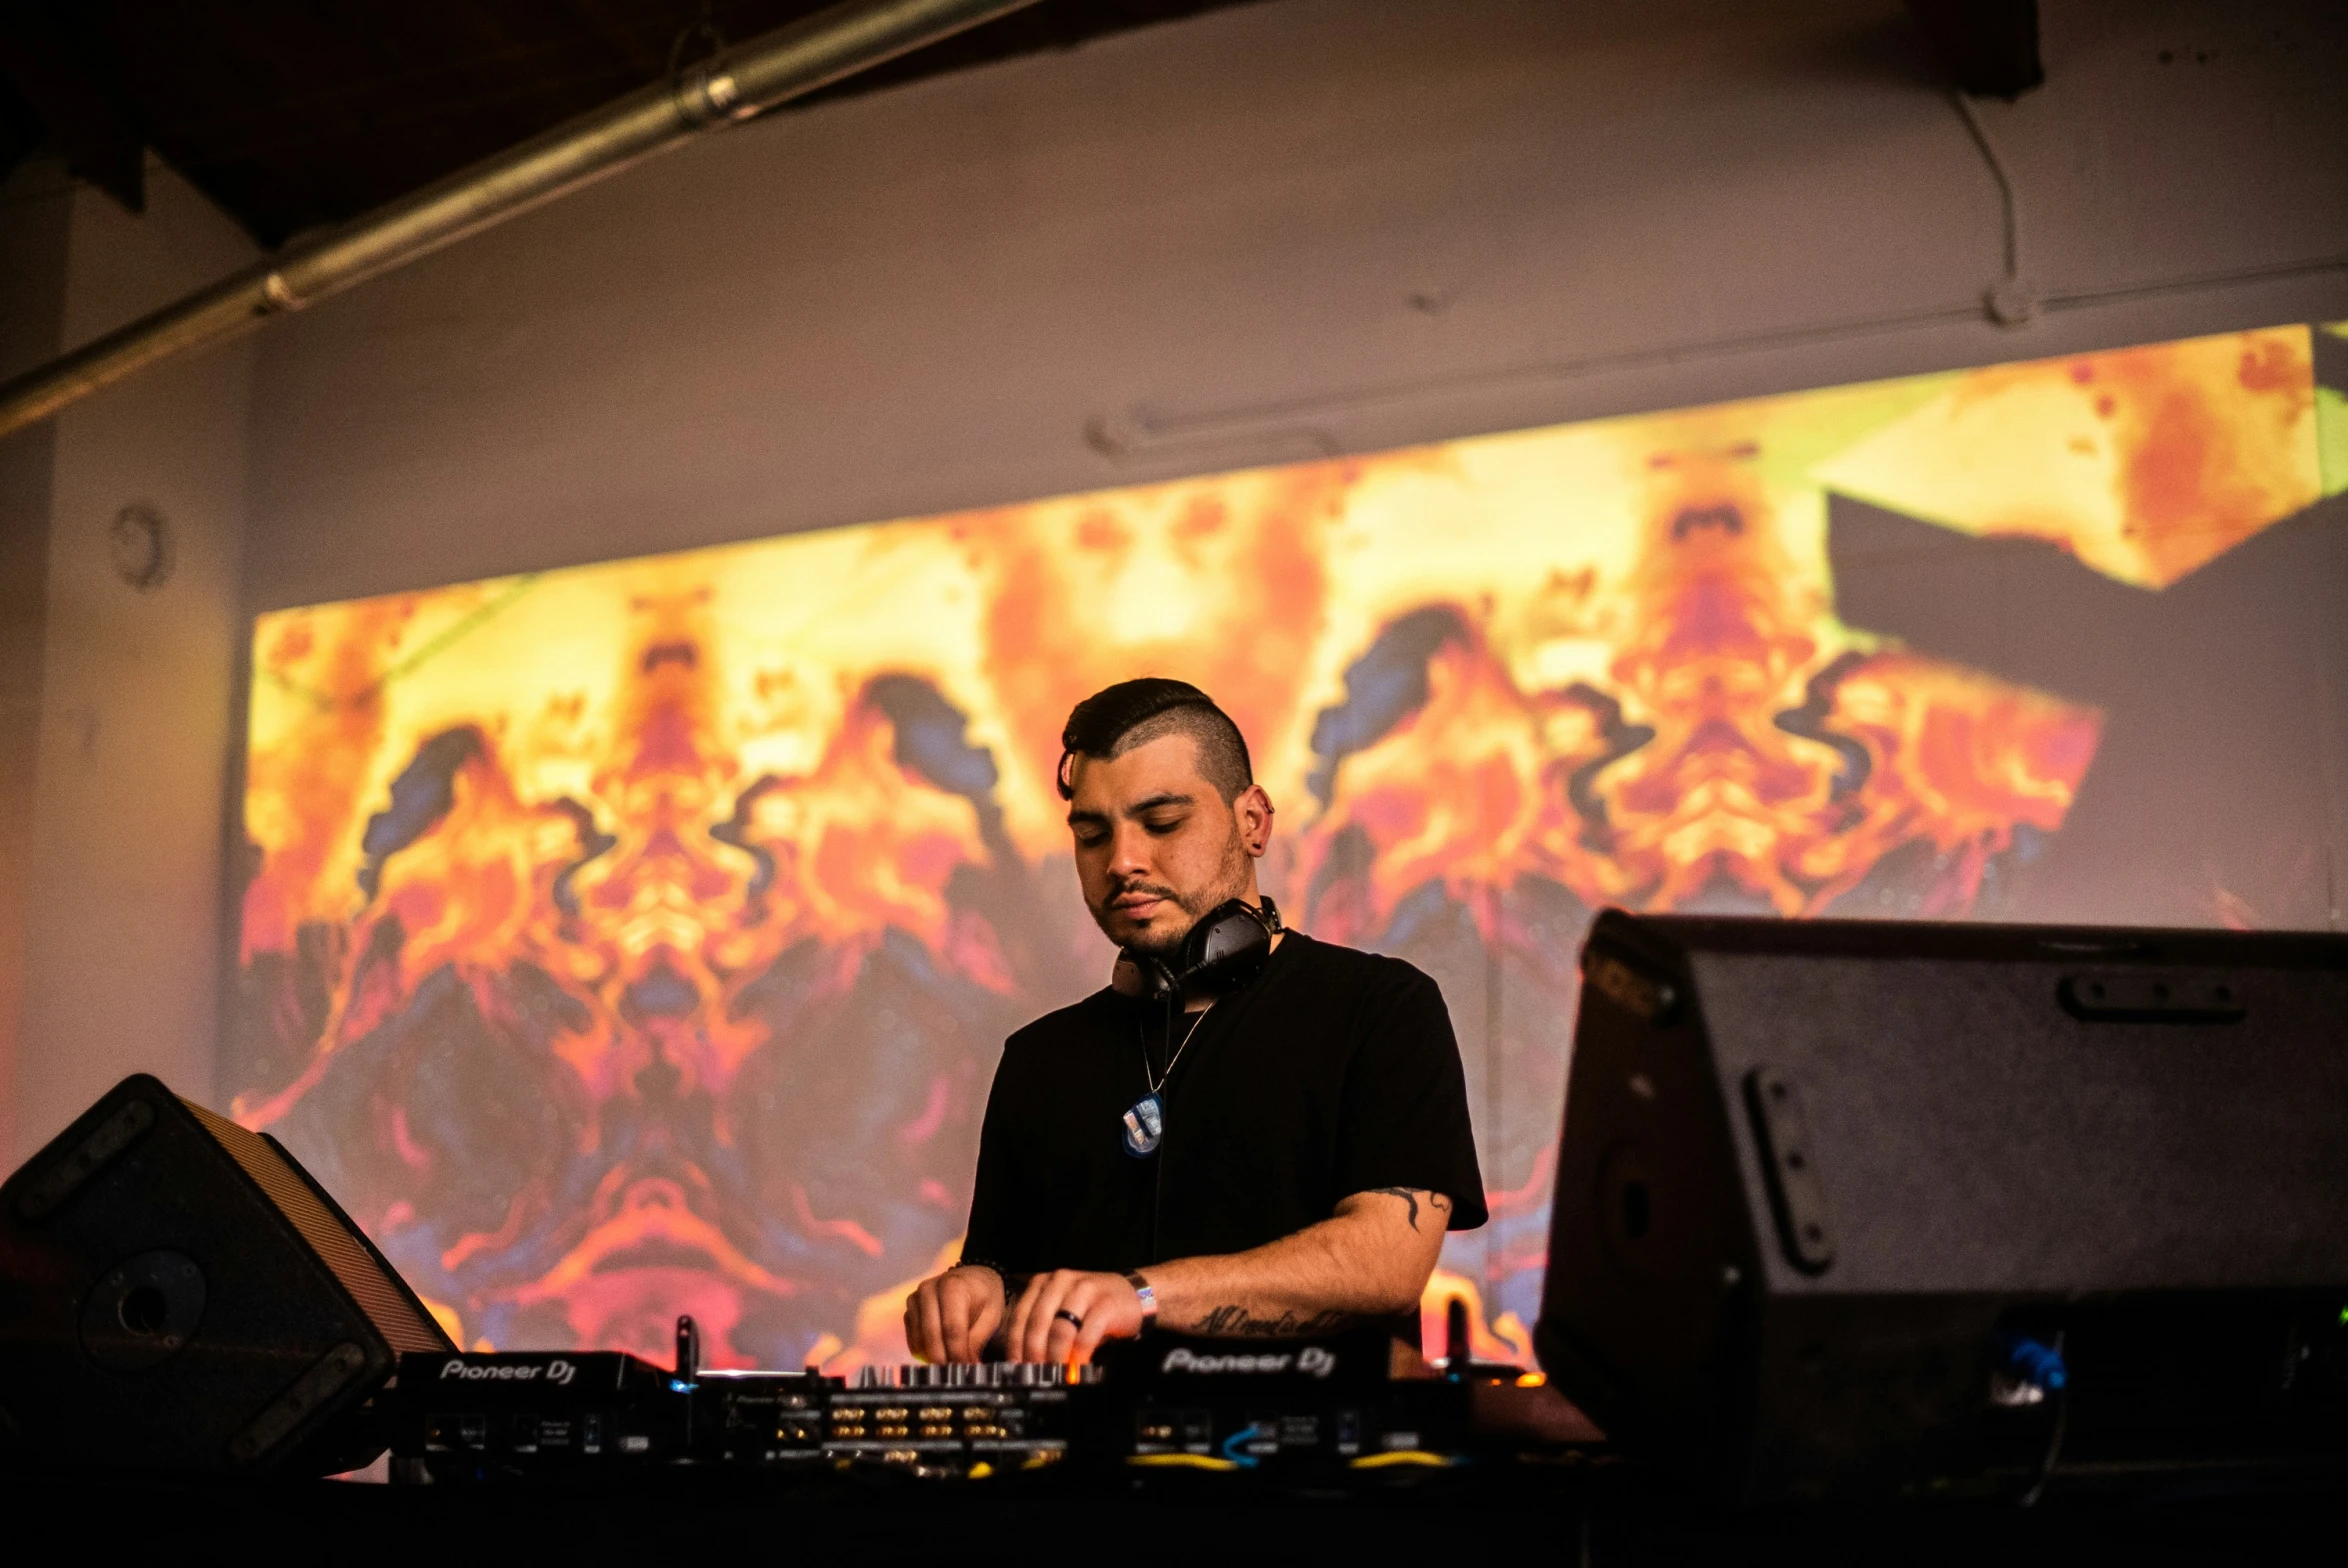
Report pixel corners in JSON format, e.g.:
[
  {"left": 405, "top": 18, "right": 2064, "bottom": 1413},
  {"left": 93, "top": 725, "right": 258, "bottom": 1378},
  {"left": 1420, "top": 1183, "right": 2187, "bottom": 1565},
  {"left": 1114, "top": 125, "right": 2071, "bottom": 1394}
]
[{"left": 230, "top": 323, "right": 2338, "bottom": 1371}]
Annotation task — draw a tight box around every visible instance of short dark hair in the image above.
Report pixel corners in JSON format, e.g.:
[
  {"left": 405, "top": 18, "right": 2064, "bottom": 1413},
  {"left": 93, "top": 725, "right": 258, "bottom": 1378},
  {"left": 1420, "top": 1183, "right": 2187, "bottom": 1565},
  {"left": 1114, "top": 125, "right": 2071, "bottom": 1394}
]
[{"left": 1058, "top": 678, "right": 1254, "bottom": 803}]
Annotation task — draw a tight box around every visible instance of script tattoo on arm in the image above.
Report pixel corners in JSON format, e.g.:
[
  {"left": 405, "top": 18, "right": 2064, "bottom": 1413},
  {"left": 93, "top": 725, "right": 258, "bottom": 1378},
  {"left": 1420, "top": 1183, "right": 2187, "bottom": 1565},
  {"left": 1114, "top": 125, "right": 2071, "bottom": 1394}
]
[
  {"left": 1364, "top": 1187, "right": 1452, "bottom": 1232},
  {"left": 1187, "top": 1305, "right": 1351, "bottom": 1338}
]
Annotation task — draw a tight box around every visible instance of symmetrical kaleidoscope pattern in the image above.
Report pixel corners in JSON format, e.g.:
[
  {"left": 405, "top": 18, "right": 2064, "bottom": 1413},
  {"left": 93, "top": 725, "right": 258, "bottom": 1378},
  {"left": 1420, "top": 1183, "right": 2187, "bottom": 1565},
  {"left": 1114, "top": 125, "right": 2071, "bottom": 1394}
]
[{"left": 233, "top": 324, "right": 2334, "bottom": 1371}]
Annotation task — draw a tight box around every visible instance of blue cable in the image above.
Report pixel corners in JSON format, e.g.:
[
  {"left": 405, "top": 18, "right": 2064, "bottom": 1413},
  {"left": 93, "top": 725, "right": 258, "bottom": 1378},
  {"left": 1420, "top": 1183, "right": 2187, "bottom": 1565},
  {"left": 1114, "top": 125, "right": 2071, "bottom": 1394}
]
[{"left": 2001, "top": 1334, "right": 2068, "bottom": 1393}]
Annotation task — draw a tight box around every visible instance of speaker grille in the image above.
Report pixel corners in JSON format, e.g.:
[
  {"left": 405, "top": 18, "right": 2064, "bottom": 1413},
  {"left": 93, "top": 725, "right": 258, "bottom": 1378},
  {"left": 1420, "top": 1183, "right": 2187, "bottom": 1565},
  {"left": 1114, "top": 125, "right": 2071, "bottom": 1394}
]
[{"left": 181, "top": 1098, "right": 447, "bottom": 1354}]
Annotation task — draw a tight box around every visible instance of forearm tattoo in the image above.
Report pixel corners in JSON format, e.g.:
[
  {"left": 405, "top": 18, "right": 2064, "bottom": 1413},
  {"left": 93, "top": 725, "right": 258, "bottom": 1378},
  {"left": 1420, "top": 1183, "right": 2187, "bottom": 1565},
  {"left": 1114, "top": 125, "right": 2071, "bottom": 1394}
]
[
  {"left": 1187, "top": 1305, "right": 1351, "bottom": 1338},
  {"left": 1366, "top": 1187, "right": 1452, "bottom": 1232}
]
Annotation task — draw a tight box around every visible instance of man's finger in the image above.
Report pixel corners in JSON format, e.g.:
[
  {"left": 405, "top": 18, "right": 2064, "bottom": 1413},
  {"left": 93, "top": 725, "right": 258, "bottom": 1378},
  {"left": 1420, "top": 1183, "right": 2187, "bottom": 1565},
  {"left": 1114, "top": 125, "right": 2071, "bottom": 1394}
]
[
  {"left": 1005, "top": 1273, "right": 1046, "bottom": 1362},
  {"left": 940, "top": 1271, "right": 988, "bottom": 1363},
  {"left": 1068, "top": 1286, "right": 1114, "bottom": 1367},
  {"left": 1016, "top": 1273, "right": 1061, "bottom": 1363},
  {"left": 1021, "top": 1273, "right": 1075, "bottom": 1364},
  {"left": 1002, "top": 1275, "right": 1032, "bottom": 1359},
  {"left": 1045, "top": 1308, "right": 1079, "bottom": 1366},
  {"left": 938, "top": 1279, "right": 970, "bottom": 1365},
  {"left": 1035, "top": 1275, "right": 1088, "bottom": 1365},
  {"left": 939, "top": 1276, "right": 976, "bottom": 1361},
  {"left": 968, "top": 1286, "right": 1006, "bottom": 1360},
  {"left": 913, "top": 1280, "right": 947, "bottom": 1364}
]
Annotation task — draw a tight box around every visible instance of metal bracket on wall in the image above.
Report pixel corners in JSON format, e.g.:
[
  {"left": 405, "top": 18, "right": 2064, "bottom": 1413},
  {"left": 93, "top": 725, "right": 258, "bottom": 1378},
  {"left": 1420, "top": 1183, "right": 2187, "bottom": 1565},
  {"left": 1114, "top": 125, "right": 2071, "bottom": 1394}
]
[{"left": 1083, "top": 405, "right": 1342, "bottom": 473}]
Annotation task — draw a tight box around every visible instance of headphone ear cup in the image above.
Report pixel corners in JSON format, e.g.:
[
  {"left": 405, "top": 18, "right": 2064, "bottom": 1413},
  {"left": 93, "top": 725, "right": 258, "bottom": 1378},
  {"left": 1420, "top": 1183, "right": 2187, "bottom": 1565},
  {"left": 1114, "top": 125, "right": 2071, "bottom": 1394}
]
[
  {"left": 1179, "top": 900, "right": 1247, "bottom": 971},
  {"left": 1179, "top": 901, "right": 1273, "bottom": 1000}
]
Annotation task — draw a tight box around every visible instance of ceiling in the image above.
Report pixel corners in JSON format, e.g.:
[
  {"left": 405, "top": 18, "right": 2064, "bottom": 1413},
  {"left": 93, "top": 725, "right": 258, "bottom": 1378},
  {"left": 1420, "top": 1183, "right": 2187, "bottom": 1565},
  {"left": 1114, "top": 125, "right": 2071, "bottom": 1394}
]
[{"left": 0, "top": 1, "right": 1263, "bottom": 248}]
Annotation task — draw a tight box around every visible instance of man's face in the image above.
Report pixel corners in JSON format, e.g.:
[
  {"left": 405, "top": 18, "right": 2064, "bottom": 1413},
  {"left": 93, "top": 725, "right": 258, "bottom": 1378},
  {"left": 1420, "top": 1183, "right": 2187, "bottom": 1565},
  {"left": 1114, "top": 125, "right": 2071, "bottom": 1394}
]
[{"left": 1065, "top": 732, "right": 1270, "bottom": 957}]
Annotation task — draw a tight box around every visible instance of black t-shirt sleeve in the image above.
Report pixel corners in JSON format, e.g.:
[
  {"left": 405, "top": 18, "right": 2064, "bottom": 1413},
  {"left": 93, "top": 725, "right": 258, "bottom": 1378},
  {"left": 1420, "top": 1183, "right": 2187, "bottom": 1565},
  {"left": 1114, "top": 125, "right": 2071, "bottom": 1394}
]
[
  {"left": 1332, "top": 963, "right": 1489, "bottom": 1230},
  {"left": 960, "top": 1041, "right": 1027, "bottom": 1272}
]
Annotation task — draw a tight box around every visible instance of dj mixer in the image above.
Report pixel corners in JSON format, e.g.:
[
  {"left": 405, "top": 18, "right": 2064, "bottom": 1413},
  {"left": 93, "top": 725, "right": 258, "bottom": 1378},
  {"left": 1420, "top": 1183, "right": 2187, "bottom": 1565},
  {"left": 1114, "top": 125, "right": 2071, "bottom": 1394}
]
[
  {"left": 386, "top": 1319, "right": 1582, "bottom": 1482},
  {"left": 714, "top": 1360, "right": 1100, "bottom": 1472}
]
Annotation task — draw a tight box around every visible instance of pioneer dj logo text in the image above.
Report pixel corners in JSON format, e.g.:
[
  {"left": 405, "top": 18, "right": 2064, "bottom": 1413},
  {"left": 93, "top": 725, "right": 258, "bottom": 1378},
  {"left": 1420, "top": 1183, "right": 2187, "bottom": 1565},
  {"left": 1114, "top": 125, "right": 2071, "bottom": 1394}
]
[
  {"left": 439, "top": 1358, "right": 578, "bottom": 1385},
  {"left": 1159, "top": 1346, "right": 1336, "bottom": 1378}
]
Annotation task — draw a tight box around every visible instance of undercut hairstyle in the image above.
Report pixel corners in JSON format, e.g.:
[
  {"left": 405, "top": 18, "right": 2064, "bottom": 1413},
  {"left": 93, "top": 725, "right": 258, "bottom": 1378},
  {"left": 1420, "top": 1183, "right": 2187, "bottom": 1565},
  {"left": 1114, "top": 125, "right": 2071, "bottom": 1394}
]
[{"left": 1058, "top": 678, "right": 1254, "bottom": 804}]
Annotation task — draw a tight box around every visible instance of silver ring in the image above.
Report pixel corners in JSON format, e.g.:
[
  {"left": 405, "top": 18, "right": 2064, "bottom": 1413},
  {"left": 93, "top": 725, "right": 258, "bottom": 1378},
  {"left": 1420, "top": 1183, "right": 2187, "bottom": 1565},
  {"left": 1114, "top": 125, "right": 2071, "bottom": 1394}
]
[{"left": 1054, "top": 1308, "right": 1084, "bottom": 1330}]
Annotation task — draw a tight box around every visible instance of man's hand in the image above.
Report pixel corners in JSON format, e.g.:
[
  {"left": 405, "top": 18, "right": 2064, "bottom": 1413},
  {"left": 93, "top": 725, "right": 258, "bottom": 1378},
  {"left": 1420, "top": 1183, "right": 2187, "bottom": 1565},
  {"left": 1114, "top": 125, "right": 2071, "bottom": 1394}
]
[
  {"left": 903, "top": 1264, "right": 1006, "bottom": 1364},
  {"left": 1005, "top": 1269, "right": 1147, "bottom": 1365}
]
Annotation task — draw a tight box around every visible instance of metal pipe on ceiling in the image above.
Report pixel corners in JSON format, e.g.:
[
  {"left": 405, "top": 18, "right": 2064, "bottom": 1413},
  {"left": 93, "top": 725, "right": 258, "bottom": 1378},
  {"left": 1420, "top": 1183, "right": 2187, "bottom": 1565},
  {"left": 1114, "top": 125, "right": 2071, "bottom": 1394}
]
[{"left": 0, "top": 0, "right": 1039, "bottom": 441}]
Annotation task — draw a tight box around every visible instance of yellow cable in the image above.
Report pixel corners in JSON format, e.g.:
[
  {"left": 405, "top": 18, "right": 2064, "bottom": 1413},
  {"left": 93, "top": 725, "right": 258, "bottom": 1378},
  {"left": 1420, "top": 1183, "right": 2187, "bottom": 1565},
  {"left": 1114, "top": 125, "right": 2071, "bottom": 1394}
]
[
  {"left": 1349, "top": 1450, "right": 1455, "bottom": 1469},
  {"left": 1126, "top": 1453, "right": 1241, "bottom": 1471}
]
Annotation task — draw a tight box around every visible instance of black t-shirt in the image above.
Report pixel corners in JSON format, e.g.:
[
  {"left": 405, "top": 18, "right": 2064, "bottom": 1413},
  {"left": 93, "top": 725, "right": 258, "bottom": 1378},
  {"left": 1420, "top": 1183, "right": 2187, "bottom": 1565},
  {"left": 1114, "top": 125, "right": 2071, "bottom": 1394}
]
[{"left": 962, "top": 931, "right": 1487, "bottom": 1279}]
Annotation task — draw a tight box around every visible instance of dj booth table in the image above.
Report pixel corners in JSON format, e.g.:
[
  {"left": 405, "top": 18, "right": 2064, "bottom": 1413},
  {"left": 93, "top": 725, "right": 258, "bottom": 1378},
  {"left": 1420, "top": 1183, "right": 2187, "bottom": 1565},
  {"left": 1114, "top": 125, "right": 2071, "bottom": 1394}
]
[{"left": 7, "top": 1462, "right": 2329, "bottom": 1565}]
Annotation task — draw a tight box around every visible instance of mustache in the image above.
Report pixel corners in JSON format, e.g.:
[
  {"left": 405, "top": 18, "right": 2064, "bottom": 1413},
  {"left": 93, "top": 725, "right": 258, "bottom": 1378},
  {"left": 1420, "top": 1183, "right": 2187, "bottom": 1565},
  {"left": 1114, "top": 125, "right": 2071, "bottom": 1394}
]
[{"left": 1105, "top": 879, "right": 1181, "bottom": 903}]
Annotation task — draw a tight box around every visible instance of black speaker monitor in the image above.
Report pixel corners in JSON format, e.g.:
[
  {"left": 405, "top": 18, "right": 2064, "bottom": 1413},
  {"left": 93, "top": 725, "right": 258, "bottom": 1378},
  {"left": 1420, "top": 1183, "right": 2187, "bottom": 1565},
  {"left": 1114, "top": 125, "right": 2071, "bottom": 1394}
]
[
  {"left": 0, "top": 1073, "right": 455, "bottom": 1474},
  {"left": 1535, "top": 912, "right": 2348, "bottom": 1500}
]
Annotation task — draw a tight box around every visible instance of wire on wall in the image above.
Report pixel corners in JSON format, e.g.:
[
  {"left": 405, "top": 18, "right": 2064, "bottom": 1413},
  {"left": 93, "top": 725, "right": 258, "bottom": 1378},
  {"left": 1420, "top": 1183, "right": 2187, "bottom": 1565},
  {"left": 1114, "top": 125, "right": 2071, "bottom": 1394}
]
[{"left": 1949, "top": 89, "right": 2040, "bottom": 327}]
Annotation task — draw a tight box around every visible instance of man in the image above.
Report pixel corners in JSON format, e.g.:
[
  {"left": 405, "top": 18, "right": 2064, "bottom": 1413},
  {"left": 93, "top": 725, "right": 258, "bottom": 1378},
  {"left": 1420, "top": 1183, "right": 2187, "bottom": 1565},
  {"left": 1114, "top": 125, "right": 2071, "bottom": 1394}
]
[{"left": 903, "top": 678, "right": 1485, "bottom": 1366}]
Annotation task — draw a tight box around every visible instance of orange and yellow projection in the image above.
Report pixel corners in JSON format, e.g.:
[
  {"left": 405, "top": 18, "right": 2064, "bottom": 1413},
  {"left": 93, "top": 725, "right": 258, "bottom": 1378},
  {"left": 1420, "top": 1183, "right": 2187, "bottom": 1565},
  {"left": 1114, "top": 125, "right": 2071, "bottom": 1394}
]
[{"left": 232, "top": 324, "right": 2323, "bottom": 1369}]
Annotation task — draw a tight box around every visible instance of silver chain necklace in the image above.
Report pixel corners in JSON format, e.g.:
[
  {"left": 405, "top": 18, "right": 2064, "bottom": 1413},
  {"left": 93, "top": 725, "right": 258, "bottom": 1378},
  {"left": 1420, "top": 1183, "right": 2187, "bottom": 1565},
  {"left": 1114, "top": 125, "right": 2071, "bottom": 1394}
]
[
  {"left": 1121, "top": 1001, "right": 1211, "bottom": 1159},
  {"left": 1145, "top": 1003, "right": 1212, "bottom": 1097}
]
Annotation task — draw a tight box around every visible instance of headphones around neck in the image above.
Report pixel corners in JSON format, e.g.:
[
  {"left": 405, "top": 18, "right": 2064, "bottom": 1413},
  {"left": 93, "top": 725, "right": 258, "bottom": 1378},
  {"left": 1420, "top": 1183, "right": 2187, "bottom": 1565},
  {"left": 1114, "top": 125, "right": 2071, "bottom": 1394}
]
[{"left": 1125, "top": 896, "right": 1282, "bottom": 1007}]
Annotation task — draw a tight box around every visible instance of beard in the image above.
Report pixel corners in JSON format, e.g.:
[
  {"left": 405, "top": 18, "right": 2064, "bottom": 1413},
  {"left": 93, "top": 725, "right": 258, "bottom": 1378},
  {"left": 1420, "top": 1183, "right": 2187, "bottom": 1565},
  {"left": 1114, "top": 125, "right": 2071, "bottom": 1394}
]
[{"left": 1092, "top": 855, "right": 1253, "bottom": 959}]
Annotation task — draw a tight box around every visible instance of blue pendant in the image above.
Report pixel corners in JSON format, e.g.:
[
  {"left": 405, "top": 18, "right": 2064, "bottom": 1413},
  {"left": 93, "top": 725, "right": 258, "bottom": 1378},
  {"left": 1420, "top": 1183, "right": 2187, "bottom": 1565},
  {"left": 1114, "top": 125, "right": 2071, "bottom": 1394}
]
[{"left": 1121, "top": 1093, "right": 1164, "bottom": 1158}]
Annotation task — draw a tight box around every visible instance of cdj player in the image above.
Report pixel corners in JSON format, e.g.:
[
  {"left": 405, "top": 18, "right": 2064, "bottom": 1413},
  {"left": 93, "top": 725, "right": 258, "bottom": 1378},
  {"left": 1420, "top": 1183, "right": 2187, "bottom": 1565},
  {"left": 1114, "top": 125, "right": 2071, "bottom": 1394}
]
[{"left": 1099, "top": 1327, "right": 1487, "bottom": 1470}]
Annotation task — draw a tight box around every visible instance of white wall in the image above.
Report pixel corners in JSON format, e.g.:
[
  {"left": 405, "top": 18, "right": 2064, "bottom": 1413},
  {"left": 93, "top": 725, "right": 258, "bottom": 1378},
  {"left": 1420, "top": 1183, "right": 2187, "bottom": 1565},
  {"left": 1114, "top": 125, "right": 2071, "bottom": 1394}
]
[
  {"left": 6, "top": 161, "right": 254, "bottom": 1159},
  {"left": 241, "top": 0, "right": 2348, "bottom": 611}
]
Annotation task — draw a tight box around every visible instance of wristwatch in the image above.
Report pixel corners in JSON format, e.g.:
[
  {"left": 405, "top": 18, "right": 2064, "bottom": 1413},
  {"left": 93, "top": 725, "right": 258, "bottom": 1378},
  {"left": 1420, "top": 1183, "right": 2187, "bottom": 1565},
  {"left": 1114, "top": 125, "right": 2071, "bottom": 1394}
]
[{"left": 1123, "top": 1270, "right": 1158, "bottom": 1327}]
